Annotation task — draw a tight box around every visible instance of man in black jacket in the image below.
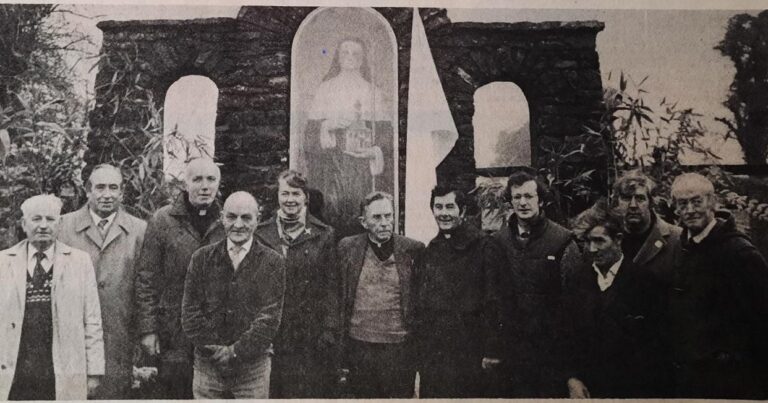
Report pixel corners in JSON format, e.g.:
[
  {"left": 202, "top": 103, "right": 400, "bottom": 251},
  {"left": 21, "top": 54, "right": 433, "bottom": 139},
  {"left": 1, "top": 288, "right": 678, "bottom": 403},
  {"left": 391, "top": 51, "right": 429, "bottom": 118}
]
[
  {"left": 416, "top": 186, "right": 501, "bottom": 398},
  {"left": 566, "top": 201, "right": 671, "bottom": 398},
  {"left": 669, "top": 172, "right": 768, "bottom": 399},
  {"left": 488, "top": 168, "right": 582, "bottom": 397},
  {"left": 182, "top": 191, "right": 286, "bottom": 399}
]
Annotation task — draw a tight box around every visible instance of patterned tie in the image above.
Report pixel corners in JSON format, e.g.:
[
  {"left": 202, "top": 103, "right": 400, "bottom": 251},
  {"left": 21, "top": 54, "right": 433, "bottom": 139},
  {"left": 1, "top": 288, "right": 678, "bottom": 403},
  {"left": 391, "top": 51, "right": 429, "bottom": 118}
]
[
  {"left": 97, "top": 218, "right": 109, "bottom": 238},
  {"left": 32, "top": 251, "right": 47, "bottom": 288}
]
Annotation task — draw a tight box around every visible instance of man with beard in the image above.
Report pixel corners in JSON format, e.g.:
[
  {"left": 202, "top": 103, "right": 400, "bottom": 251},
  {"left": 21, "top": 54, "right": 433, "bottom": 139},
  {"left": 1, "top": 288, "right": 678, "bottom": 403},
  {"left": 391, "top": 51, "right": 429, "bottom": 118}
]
[
  {"left": 415, "top": 186, "right": 501, "bottom": 397},
  {"left": 488, "top": 168, "right": 582, "bottom": 397},
  {"left": 135, "top": 158, "right": 226, "bottom": 399},
  {"left": 59, "top": 164, "right": 147, "bottom": 399},
  {"left": 182, "top": 192, "right": 285, "bottom": 399},
  {"left": 339, "top": 191, "right": 423, "bottom": 398},
  {"left": 566, "top": 201, "right": 671, "bottom": 398},
  {"left": 254, "top": 170, "right": 340, "bottom": 398},
  {"left": 612, "top": 170, "right": 681, "bottom": 285},
  {"left": 668, "top": 173, "right": 768, "bottom": 399}
]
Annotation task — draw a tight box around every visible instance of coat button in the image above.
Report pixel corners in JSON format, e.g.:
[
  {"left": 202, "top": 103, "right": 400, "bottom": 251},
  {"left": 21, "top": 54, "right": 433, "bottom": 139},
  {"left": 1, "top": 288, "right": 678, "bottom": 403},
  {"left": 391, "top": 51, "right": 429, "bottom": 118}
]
[
  {"left": 10, "top": 323, "right": 15, "bottom": 329},
  {"left": 304, "top": 250, "right": 309, "bottom": 255},
  {"left": 98, "top": 281, "right": 106, "bottom": 289},
  {"left": 1, "top": 365, "right": 5, "bottom": 370}
]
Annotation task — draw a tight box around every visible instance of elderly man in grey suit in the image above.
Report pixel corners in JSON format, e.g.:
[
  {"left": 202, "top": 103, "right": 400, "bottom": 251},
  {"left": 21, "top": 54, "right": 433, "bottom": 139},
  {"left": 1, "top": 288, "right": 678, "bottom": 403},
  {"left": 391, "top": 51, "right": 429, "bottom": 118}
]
[
  {"left": 338, "top": 191, "right": 424, "bottom": 398},
  {"left": 59, "top": 164, "right": 147, "bottom": 399}
]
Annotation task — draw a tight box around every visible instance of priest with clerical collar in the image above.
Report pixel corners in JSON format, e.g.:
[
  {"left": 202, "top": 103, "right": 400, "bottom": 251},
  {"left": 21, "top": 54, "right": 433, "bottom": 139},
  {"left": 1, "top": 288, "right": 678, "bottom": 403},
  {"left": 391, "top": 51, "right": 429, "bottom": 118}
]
[
  {"left": 338, "top": 191, "right": 424, "bottom": 398},
  {"left": 415, "top": 186, "right": 501, "bottom": 398}
]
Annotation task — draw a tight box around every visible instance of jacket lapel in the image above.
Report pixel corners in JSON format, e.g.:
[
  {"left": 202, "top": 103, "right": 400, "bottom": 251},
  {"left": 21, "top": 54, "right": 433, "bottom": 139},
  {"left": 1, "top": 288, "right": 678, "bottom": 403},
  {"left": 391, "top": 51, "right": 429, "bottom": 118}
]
[
  {"left": 393, "top": 235, "right": 412, "bottom": 317},
  {"left": 100, "top": 209, "right": 129, "bottom": 251},
  {"left": 9, "top": 241, "right": 29, "bottom": 309},
  {"left": 255, "top": 218, "right": 282, "bottom": 251},
  {"left": 633, "top": 219, "right": 666, "bottom": 266},
  {"left": 51, "top": 241, "right": 71, "bottom": 288},
  {"left": 73, "top": 207, "right": 104, "bottom": 249},
  {"left": 346, "top": 235, "right": 368, "bottom": 302}
]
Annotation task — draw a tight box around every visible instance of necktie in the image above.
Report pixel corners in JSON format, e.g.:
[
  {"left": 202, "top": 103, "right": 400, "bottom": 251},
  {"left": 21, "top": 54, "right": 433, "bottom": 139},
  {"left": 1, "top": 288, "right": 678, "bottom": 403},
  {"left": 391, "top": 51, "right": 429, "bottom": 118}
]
[
  {"left": 97, "top": 218, "right": 109, "bottom": 237},
  {"left": 231, "top": 245, "right": 244, "bottom": 270},
  {"left": 32, "top": 251, "right": 47, "bottom": 288}
]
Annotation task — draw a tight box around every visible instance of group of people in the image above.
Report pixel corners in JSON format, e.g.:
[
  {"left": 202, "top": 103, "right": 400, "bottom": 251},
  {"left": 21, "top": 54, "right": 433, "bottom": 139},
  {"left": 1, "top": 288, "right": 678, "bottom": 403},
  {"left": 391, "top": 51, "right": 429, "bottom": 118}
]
[{"left": 0, "top": 158, "right": 767, "bottom": 400}]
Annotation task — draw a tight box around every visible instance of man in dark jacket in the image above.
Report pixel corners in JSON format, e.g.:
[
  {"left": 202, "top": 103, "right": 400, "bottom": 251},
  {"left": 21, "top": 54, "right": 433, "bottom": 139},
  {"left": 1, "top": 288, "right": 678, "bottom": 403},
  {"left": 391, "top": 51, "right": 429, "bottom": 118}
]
[
  {"left": 254, "top": 170, "right": 340, "bottom": 398},
  {"left": 566, "top": 201, "right": 671, "bottom": 398},
  {"left": 612, "top": 170, "right": 681, "bottom": 286},
  {"left": 488, "top": 168, "right": 582, "bottom": 397},
  {"left": 339, "top": 191, "right": 424, "bottom": 398},
  {"left": 134, "top": 158, "right": 226, "bottom": 399},
  {"left": 416, "top": 186, "right": 501, "bottom": 398},
  {"left": 182, "top": 191, "right": 286, "bottom": 399},
  {"left": 668, "top": 173, "right": 768, "bottom": 399}
]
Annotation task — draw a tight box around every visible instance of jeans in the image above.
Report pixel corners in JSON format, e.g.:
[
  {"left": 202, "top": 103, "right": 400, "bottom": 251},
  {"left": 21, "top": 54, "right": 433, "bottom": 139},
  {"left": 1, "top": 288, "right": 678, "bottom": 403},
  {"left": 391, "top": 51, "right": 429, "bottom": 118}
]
[{"left": 192, "top": 349, "right": 271, "bottom": 399}]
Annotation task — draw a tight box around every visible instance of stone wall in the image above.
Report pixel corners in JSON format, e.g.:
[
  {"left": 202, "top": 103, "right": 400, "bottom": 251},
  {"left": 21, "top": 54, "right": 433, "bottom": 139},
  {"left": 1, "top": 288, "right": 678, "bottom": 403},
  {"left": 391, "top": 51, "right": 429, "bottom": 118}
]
[{"left": 88, "top": 6, "right": 605, "bottom": 222}]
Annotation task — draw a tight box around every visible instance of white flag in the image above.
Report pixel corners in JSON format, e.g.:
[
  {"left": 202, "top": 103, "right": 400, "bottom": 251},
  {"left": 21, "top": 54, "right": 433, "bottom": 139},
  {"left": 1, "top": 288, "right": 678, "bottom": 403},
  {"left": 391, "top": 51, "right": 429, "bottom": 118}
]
[{"left": 405, "top": 8, "right": 459, "bottom": 244}]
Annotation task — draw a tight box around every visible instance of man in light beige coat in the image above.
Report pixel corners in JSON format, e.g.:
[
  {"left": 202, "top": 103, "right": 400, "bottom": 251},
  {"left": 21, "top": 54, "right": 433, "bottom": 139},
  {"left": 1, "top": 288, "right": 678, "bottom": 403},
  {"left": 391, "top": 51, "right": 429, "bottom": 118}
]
[
  {"left": 59, "top": 164, "right": 147, "bottom": 398},
  {"left": 0, "top": 194, "right": 104, "bottom": 400}
]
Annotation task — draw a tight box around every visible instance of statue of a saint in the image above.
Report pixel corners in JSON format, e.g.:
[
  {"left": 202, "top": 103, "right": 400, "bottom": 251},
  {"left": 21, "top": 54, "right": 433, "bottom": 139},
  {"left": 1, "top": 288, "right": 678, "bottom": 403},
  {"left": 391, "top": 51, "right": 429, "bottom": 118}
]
[{"left": 304, "top": 37, "right": 394, "bottom": 236}]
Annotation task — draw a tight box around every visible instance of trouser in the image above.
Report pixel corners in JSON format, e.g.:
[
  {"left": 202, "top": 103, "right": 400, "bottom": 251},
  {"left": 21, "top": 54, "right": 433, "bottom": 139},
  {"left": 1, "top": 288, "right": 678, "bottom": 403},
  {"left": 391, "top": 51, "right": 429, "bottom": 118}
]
[
  {"left": 270, "top": 348, "right": 334, "bottom": 398},
  {"left": 347, "top": 338, "right": 416, "bottom": 398},
  {"left": 500, "top": 362, "right": 567, "bottom": 398},
  {"left": 420, "top": 346, "right": 485, "bottom": 398},
  {"left": 153, "top": 348, "right": 194, "bottom": 399},
  {"left": 192, "top": 350, "right": 271, "bottom": 399}
]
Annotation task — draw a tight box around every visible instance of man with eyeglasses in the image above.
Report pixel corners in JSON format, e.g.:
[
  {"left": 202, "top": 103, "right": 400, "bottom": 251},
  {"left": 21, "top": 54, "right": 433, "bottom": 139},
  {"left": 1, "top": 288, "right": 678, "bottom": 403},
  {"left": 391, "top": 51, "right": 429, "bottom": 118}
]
[
  {"left": 488, "top": 168, "right": 582, "bottom": 397},
  {"left": 668, "top": 172, "right": 768, "bottom": 399}
]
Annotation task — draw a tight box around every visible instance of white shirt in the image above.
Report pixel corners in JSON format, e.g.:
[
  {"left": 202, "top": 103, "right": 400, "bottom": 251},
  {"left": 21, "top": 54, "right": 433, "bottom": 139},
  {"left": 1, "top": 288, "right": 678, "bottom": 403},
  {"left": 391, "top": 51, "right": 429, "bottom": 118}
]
[
  {"left": 27, "top": 244, "right": 55, "bottom": 276},
  {"left": 593, "top": 254, "right": 624, "bottom": 292},
  {"left": 227, "top": 237, "right": 253, "bottom": 271},
  {"left": 90, "top": 209, "right": 117, "bottom": 234},
  {"left": 690, "top": 217, "right": 717, "bottom": 244}
]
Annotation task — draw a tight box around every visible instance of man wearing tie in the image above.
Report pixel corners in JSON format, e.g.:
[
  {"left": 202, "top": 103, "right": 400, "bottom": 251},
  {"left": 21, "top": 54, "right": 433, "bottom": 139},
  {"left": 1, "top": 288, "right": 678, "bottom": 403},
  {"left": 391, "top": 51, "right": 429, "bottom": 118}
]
[
  {"left": 182, "top": 191, "right": 286, "bottom": 398},
  {"left": 59, "top": 164, "right": 147, "bottom": 398},
  {"left": 0, "top": 195, "right": 104, "bottom": 400}
]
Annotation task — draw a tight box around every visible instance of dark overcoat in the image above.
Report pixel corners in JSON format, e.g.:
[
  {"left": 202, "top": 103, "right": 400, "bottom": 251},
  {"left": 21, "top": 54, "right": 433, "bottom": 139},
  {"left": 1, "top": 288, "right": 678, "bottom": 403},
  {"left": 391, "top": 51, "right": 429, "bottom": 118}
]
[
  {"left": 669, "top": 211, "right": 768, "bottom": 399},
  {"left": 134, "top": 194, "right": 225, "bottom": 368}
]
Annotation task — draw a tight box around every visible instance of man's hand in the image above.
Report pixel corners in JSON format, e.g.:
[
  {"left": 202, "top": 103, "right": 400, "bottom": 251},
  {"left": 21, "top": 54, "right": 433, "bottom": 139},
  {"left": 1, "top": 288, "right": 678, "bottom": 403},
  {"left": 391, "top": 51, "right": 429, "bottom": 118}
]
[
  {"left": 209, "top": 344, "right": 237, "bottom": 367},
  {"left": 140, "top": 333, "right": 160, "bottom": 356},
  {"left": 567, "top": 377, "right": 590, "bottom": 398},
  {"left": 481, "top": 357, "right": 501, "bottom": 370},
  {"left": 87, "top": 375, "right": 101, "bottom": 398}
]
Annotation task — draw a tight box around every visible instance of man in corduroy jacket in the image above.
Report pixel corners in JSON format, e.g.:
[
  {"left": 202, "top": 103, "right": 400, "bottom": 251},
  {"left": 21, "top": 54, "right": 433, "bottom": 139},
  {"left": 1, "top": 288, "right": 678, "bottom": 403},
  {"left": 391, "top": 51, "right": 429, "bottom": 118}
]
[{"left": 182, "top": 191, "right": 286, "bottom": 399}]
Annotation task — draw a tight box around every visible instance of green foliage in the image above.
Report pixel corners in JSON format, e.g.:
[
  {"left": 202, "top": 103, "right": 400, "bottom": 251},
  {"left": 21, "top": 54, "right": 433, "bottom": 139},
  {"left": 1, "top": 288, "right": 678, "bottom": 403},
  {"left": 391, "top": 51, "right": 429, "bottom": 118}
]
[
  {"left": 715, "top": 10, "right": 768, "bottom": 165},
  {"left": 0, "top": 5, "right": 89, "bottom": 248}
]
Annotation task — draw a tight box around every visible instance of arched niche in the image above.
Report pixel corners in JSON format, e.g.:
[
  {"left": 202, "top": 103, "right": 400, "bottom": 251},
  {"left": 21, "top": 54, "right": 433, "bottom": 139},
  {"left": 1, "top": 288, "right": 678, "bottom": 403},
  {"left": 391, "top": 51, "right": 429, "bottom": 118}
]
[
  {"left": 163, "top": 75, "right": 219, "bottom": 180},
  {"left": 290, "top": 7, "right": 398, "bottom": 237},
  {"left": 473, "top": 82, "right": 531, "bottom": 169}
]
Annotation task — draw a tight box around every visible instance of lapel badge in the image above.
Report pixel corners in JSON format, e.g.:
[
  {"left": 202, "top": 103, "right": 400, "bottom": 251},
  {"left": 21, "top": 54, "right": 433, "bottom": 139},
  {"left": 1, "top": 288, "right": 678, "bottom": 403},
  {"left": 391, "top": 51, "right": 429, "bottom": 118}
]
[
  {"left": 305, "top": 228, "right": 311, "bottom": 235},
  {"left": 654, "top": 240, "right": 663, "bottom": 248}
]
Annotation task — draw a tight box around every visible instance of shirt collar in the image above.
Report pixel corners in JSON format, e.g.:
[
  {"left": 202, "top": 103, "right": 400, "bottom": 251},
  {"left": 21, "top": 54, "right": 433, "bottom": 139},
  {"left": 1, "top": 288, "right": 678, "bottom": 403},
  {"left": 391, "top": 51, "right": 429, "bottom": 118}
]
[
  {"left": 227, "top": 237, "right": 254, "bottom": 255},
  {"left": 690, "top": 217, "right": 717, "bottom": 244},
  {"left": 592, "top": 254, "right": 624, "bottom": 291},
  {"left": 28, "top": 243, "right": 55, "bottom": 275},
  {"left": 90, "top": 209, "right": 117, "bottom": 228}
]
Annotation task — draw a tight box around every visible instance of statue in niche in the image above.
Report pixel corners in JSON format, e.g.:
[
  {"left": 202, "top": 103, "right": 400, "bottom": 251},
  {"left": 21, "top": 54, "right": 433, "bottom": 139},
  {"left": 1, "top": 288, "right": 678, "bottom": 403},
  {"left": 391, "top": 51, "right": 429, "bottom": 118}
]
[{"left": 304, "top": 37, "right": 394, "bottom": 237}]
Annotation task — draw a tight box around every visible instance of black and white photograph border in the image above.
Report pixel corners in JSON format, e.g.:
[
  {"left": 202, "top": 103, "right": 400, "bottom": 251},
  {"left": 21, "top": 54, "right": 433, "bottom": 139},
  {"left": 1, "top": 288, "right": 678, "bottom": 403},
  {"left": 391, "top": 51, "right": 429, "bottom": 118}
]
[{"left": 1, "top": 0, "right": 768, "bottom": 400}]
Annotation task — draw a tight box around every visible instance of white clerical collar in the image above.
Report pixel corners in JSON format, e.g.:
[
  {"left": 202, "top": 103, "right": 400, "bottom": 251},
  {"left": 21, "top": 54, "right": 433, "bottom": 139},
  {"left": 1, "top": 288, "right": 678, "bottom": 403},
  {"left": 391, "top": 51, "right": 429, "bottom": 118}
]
[
  {"left": 90, "top": 209, "right": 117, "bottom": 230},
  {"left": 227, "top": 237, "right": 254, "bottom": 255},
  {"left": 593, "top": 254, "right": 624, "bottom": 292},
  {"left": 690, "top": 217, "right": 717, "bottom": 244}
]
